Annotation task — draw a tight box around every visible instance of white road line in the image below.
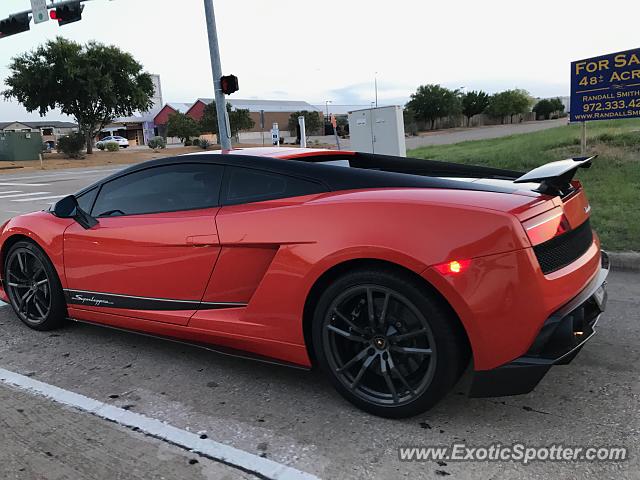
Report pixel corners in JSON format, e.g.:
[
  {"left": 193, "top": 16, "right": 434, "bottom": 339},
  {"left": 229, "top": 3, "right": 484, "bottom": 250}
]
[
  {"left": 0, "top": 183, "right": 50, "bottom": 187},
  {"left": 0, "top": 368, "right": 320, "bottom": 480},
  {"left": 12, "top": 195, "right": 68, "bottom": 202},
  {"left": 2, "top": 168, "right": 123, "bottom": 182},
  {"left": 0, "top": 192, "right": 50, "bottom": 199}
]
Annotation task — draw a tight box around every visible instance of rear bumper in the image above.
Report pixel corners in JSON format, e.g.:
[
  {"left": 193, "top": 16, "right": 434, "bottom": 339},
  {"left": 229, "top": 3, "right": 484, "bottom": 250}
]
[{"left": 469, "top": 251, "right": 610, "bottom": 398}]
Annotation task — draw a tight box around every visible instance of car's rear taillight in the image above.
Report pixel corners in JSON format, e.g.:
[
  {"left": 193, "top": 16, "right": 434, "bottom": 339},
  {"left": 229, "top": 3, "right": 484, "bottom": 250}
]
[{"left": 522, "top": 207, "right": 571, "bottom": 246}]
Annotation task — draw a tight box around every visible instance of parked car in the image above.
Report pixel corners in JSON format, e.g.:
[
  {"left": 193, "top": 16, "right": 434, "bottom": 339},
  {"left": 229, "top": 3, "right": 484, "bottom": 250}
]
[
  {"left": 0, "top": 147, "right": 608, "bottom": 418},
  {"left": 96, "top": 136, "right": 129, "bottom": 149}
]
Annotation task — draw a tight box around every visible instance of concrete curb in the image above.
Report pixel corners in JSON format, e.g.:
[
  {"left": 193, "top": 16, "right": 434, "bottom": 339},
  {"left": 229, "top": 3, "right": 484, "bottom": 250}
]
[{"left": 608, "top": 251, "right": 640, "bottom": 272}]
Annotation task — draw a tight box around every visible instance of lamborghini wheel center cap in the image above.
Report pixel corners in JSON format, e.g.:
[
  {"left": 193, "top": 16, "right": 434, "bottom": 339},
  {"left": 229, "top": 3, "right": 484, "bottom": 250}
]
[{"left": 373, "top": 336, "right": 387, "bottom": 350}]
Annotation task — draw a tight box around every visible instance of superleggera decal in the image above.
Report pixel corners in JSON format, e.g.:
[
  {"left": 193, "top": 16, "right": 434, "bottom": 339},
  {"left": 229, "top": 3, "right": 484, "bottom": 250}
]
[{"left": 64, "top": 290, "right": 246, "bottom": 311}]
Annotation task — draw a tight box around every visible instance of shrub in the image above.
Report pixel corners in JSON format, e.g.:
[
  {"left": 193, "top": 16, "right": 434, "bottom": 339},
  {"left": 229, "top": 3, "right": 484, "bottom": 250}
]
[
  {"left": 147, "top": 136, "right": 166, "bottom": 150},
  {"left": 597, "top": 131, "right": 640, "bottom": 148},
  {"left": 56, "top": 134, "right": 85, "bottom": 159},
  {"left": 199, "top": 138, "right": 211, "bottom": 150},
  {"left": 184, "top": 139, "right": 193, "bottom": 146},
  {"left": 191, "top": 138, "right": 201, "bottom": 147},
  {"left": 597, "top": 133, "right": 615, "bottom": 143},
  {"left": 105, "top": 141, "right": 120, "bottom": 152},
  {"left": 97, "top": 142, "right": 106, "bottom": 151}
]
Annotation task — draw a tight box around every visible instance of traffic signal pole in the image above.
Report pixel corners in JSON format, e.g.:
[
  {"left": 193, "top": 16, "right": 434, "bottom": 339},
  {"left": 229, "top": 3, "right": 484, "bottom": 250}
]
[{"left": 203, "top": 0, "right": 232, "bottom": 151}]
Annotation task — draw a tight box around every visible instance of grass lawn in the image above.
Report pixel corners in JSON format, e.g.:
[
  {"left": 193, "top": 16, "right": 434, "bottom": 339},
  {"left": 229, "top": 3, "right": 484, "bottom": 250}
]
[{"left": 409, "top": 119, "right": 640, "bottom": 251}]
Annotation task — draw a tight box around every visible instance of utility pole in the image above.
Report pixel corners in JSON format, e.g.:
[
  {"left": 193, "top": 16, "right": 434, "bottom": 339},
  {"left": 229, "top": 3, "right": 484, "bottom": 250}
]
[
  {"left": 203, "top": 0, "right": 231, "bottom": 151},
  {"left": 374, "top": 72, "right": 378, "bottom": 108}
]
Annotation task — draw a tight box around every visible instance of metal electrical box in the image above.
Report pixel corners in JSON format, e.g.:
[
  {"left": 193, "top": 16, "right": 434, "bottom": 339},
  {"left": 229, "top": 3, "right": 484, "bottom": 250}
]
[
  {"left": 0, "top": 131, "right": 43, "bottom": 161},
  {"left": 348, "top": 105, "right": 406, "bottom": 156}
]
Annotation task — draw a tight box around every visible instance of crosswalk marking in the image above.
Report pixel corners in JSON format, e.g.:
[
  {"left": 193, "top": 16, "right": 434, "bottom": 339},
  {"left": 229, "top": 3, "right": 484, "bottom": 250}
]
[
  {"left": 12, "top": 195, "right": 68, "bottom": 202},
  {"left": 0, "top": 182, "right": 50, "bottom": 187},
  {"left": 0, "top": 168, "right": 123, "bottom": 182},
  {"left": 0, "top": 192, "right": 50, "bottom": 199}
]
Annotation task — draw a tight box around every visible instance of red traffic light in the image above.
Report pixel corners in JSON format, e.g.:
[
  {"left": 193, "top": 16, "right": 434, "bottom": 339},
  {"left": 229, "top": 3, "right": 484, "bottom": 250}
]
[
  {"left": 51, "top": 2, "right": 84, "bottom": 26},
  {"left": 220, "top": 75, "right": 239, "bottom": 95}
]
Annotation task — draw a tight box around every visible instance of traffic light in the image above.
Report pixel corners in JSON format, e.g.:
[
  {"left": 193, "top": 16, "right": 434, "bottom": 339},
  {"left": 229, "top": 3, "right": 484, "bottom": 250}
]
[
  {"left": 0, "top": 13, "right": 31, "bottom": 39},
  {"left": 220, "top": 75, "right": 239, "bottom": 95},
  {"left": 50, "top": 1, "right": 85, "bottom": 26}
]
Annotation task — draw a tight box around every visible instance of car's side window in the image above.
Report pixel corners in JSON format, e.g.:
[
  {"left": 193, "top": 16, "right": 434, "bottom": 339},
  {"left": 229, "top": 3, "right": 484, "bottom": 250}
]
[
  {"left": 223, "top": 167, "right": 326, "bottom": 205},
  {"left": 91, "top": 163, "right": 224, "bottom": 217},
  {"left": 76, "top": 187, "right": 98, "bottom": 213}
]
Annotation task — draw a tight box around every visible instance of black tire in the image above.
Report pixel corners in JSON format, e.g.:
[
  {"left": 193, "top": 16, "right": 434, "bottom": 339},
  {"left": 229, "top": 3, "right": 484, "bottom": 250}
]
[
  {"left": 4, "top": 240, "right": 67, "bottom": 331},
  {"left": 312, "top": 268, "right": 466, "bottom": 418}
]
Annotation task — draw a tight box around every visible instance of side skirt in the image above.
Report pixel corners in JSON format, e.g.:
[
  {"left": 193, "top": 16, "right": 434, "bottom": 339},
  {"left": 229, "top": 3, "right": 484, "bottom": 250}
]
[{"left": 66, "top": 316, "right": 311, "bottom": 371}]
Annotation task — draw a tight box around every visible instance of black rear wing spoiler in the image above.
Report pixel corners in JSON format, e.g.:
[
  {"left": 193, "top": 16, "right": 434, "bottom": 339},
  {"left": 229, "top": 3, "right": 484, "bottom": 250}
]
[
  {"left": 353, "top": 152, "right": 523, "bottom": 179},
  {"left": 514, "top": 156, "right": 596, "bottom": 195}
]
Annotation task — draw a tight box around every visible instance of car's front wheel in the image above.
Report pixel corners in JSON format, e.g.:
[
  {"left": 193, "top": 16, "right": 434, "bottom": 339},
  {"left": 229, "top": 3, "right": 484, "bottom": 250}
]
[
  {"left": 4, "top": 241, "right": 67, "bottom": 331},
  {"left": 312, "top": 268, "right": 467, "bottom": 418}
]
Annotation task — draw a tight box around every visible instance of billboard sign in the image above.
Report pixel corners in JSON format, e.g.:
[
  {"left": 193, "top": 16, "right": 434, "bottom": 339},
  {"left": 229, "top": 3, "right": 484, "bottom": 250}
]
[{"left": 570, "top": 48, "right": 640, "bottom": 122}]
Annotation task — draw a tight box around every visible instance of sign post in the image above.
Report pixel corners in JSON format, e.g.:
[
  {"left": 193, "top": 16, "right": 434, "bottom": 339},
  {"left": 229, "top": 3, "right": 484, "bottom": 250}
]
[
  {"left": 298, "top": 116, "right": 307, "bottom": 148},
  {"left": 331, "top": 114, "right": 341, "bottom": 150},
  {"left": 30, "top": 0, "right": 49, "bottom": 24},
  {"left": 271, "top": 122, "right": 280, "bottom": 147}
]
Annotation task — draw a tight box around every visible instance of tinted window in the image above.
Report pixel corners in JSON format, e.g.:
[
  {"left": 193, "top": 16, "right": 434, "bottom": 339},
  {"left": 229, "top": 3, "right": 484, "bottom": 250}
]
[
  {"left": 76, "top": 187, "right": 98, "bottom": 212},
  {"left": 92, "top": 163, "right": 223, "bottom": 216},
  {"left": 224, "top": 167, "right": 325, "bottom": 205}
]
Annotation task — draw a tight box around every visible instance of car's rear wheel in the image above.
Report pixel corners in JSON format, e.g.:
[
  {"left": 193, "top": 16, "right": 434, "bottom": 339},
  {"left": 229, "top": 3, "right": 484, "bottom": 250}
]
[
  {"left": 4, "top": 241, "right": 66, "bottom": 331},
  {"left": 312, "top": 268, "right": 466, "bottom": 418}
]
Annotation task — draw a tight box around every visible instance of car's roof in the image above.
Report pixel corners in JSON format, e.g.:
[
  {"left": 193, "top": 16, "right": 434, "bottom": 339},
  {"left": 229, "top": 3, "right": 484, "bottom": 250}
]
[
  {"left": 190, "top": 146, "right": 353, "bottom": 160},
  {"left": 76, "top": 147, "right": 523, "bottom": 198}
]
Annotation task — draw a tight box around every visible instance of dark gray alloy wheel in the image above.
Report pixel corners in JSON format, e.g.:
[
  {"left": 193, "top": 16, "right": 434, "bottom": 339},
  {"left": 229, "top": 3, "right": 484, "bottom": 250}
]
[
  {"left": 4, "top": 241, "right": 66, "bottom": 330},
  {"left": 313, "top": 269, "right": 466, "bottom": 418}
]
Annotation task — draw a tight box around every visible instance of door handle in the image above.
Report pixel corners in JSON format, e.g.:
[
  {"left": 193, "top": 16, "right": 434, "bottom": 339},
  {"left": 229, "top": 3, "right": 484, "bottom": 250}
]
[{"left": 186, "top": 234, "right": 219, "bottom": 246}]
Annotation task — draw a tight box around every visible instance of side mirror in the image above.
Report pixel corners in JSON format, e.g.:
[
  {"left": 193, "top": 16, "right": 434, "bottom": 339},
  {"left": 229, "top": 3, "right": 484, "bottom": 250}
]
[
  {"left": 52, "top": 195, "right": 78, "bottom": 218},
  {"left": 52, "top": 195, "right": 98, "bottom": 230}
]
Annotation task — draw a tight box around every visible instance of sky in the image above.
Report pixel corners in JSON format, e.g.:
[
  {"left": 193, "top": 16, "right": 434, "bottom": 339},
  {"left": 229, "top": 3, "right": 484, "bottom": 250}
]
[{"left": 1, "top": 0, "right": 638, "bottom": 121}]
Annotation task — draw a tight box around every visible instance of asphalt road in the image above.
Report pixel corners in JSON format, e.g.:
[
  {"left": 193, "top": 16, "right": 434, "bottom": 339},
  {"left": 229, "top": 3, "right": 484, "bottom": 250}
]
[
  {"left": 0, "top": 265, "right": 637, "bottom": 479},
  {"left": 404, "top": 118, "right": 567, "bottom": 149},
  {"left": 310, "top": 118, "right": 567, "bottom": 151},
  {"left": 0, "top": 165, "right": 128, "bottom": 224}
]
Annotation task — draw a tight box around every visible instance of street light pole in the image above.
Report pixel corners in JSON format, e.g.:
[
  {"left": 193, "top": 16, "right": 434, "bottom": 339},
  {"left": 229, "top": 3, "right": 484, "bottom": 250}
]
[
  {"left": 203, "top": 0, "right": 231, "bottom": 151},
  {"left": 325, "top": 100, "right": 332, "bottom": 120},
  {"left": 374, "top": 72, "right": 378, "bottom": 108}
]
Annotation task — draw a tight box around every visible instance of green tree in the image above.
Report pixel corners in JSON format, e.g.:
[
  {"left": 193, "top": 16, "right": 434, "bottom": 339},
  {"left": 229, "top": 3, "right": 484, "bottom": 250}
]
[
  {"left": 550, "top": 98, "right": 565, "bottom": 115},
  {"left": 485, "top": 89, "right": 532, "bottom": 123},
  {"left": 533, "top": 98, "right": 566, "bottom": 120},
  {"left": 288, "top": 111, "right": 322, "bottom": 139},
  {"left": 406, "top": 84, "right": 461, "bottom": 130},
  {"left": 3, "top": 37, "right": 154, "bottom": 154},
  {"left": 533, "top": 99, "right": 553, "bottom": 120},
  {"left": 200, "top": 102, "right": 255, "bottom": 142},
  {"left": 461, "top": 90, "right": 490, "bottom": 126},
  {"left": 167, "top": 112, "right": 201, "bottom": 143}
]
